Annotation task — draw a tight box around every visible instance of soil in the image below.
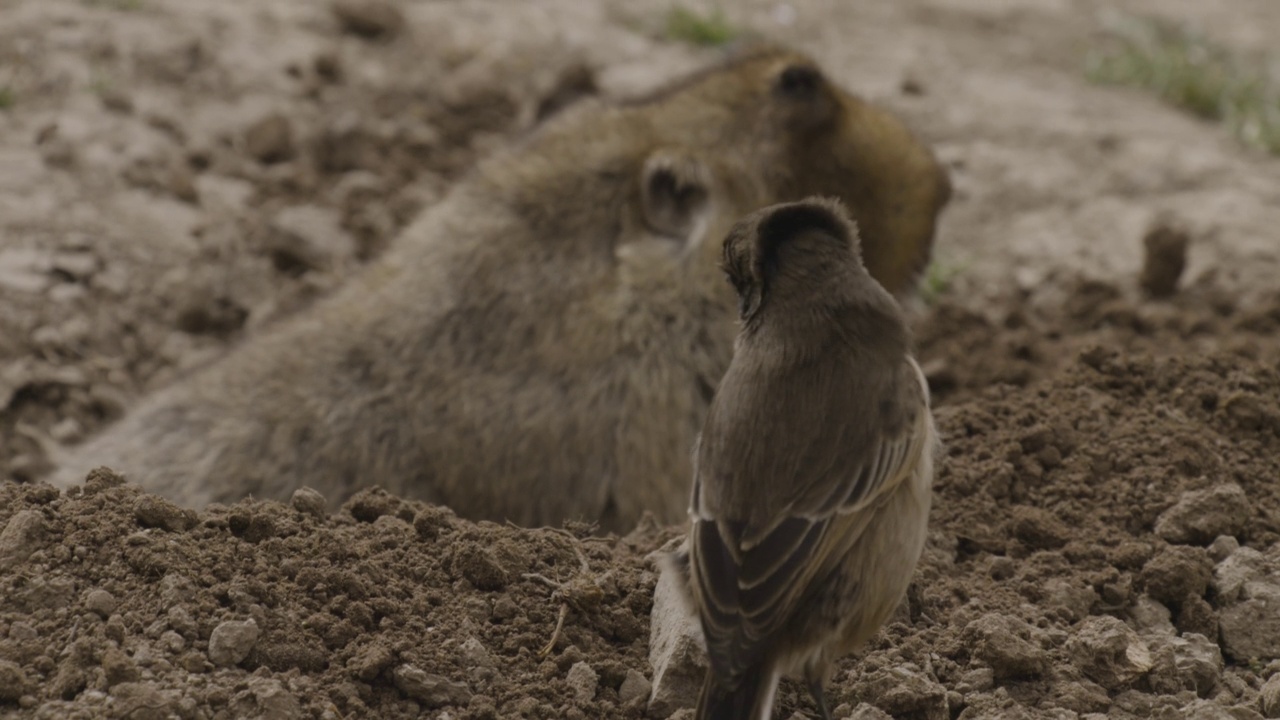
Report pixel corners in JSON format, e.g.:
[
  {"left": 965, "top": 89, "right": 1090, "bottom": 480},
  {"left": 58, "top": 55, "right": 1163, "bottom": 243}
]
[{"left": 3, "top": 0, "right": 1280, "bottom": 719}]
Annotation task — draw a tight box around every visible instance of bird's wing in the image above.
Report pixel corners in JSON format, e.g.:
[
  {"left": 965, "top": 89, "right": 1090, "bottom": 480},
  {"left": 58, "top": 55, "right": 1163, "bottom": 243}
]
[
  {"left": 688, "top": 356, "right": 931, "bottom": 683},
  {"left": 792, "top": 355, "right": 934, "bottom": 524}
]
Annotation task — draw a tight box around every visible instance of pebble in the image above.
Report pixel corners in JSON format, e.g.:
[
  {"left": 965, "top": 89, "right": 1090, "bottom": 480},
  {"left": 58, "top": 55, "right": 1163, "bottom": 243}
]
[
  {"left": 231, "top": 677, "right": 303, "bottom": 720},
  {"left": 847, "top": 704, "right": 893, "bottom": 720},
  {"left": 1141, "top": 544, "right": 1212, "bottom": 605},
  {"left": 0, "top": 510, "right": 46, "bottom": 570},
  {"left": 1155, "top": 483, "right": 1250, "bottom": 545},
  {"left": 207, "top": 619, "right": 260, "bottom": 666},
  {"left": 290, "top": 487, "right": 328, "bottom": 518},
  {"left": 961, "top": 613, "right": 1050, "bottom": 679},
  {"left": 1260, "top": 672, "right": 1280, "bottom": 718},
  {"left": 0, "top": 660, "right": 30, "bottom": 702},
  {"left": 111, "top": 682, "right": 179, "bottom": 720},
  {"left": 618, "top": 669, "right": 652, "bottom": 705},
  {"left": 566, "top": 662, "right": 598, "bottom": 704},
  {"left": 331, "top": 0, "right": 404, "bottom": 38},
  {"left": 391, "top": 664, "right": 472, "bottom": 708},
  {"left": 133, "top": 495, "right": 197, "bottom": 532},
  {"left": 1065, "top": 615, "right": 1153, "bottom": 690},
  {"left": 647, "top": 548, "right": 707, "bottom": 717},
  {"left": 267, "top": 204, "right": 356, "bottom": 273},
  {"left": 49, "top": 417, "right": 83, "bottom": 443},
  {"left": 244, "top": 112, "right": 295, "bottom": 164},
  {"left": 1042, "top": 577, "right": 1099, "bottom": 622},
  {"left": 1139, "top": 222, "right": 1190, "bottom": 298},
  {"left": 459, "top": 636, "right": 495, "bottom": 669},
  {"left": 1145, "top": 632, "right": 1222, "bottom": 696},
  {"left": 856, "top": 664, "right": 948, "bottom": 720},
  {"left": 0, "top": 248, "right": 53, "bottom": 293},
  {"left": 102, "top": 647, "right": 141, "bottom": 687},
  {"left": 1209, "top": 535, "right": 1241, "bottom": 563},
  {"left": 83, "top": 589, "right": 119, "bottom": 618},
  {"left": 1219, "top": 581, "right": 1280, "bottom": 661},
  {"left": 1213, "top": 547, "right": 1271, "bottom": 604},
  {"left": 1128, "top": 595, "right": 1176, "bottom": 636},
  {"left": 51, "top": 251, "right": 99, "bottom": 281}
]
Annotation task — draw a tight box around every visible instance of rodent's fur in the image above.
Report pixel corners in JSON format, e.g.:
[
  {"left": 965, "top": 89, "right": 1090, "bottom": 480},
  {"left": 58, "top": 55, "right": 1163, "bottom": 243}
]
[{"left": 45, "top": 42, "right": 952, "bottom": 532}]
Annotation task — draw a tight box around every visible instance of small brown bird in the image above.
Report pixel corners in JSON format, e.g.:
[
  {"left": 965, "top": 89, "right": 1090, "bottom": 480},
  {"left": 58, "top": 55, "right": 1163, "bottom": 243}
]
[{"left": 672, "top": 197, "right": 939, "bottom": 720}]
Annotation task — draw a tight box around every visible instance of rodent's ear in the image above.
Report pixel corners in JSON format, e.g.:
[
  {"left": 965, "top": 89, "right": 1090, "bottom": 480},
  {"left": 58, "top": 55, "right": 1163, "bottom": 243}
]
[
  {"left": 640, "top": 151, "right": 712, "bottom": 242},
  {"left": 770, "top": 61, "right": 837, "bottom": 128}
]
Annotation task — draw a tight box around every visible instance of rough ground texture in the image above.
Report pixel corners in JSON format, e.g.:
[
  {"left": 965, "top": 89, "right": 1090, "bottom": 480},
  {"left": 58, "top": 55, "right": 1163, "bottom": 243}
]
[{"left": 3, "top": 0, "right": 1280, "bottom": 719}]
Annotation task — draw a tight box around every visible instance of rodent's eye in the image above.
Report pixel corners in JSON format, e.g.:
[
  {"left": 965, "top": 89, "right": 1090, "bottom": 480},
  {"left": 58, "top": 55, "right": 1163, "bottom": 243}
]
[{"left": 776, "top": 64, "right": 822, "bottom": 98}]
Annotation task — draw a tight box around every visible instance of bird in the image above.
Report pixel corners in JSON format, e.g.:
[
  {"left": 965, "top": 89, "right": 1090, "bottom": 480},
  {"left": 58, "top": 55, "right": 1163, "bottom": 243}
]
[{"left": 669, "top": 196, "right": 940, "bottom": 720}]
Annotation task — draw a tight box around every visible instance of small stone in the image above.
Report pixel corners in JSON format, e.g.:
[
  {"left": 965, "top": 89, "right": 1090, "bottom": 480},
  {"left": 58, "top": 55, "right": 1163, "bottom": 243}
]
[
  {"left": 208, "top": 619, "right": 260, "bottom": 666},
  {"left": 331, "top": 0, "right": 404, "bottom": 38},
  {"left": 961, "top": 613, "right": 1050, "bottom": 679},
  {"left": 618, "top": 669, "right": 652, "bottom": 705},
  {"left": 102, "top": 647, "right": 141, "bottom": 687},
  {"left": 1043, "top": 577, "right": 1099, "bottom": 621},
  {"left": 268, "top": 204, "right": 356, "bottom": 274},
  {"left": 1129, "top": 595, "right": 1176, "bottom": 636},
  {"left": 1155, "top": 483, "right": 1250, "bottom": 545},
  {"left": 413, "top": 505, "right": 455, "bottom": 541},
  {"left": 460, "top": 637, "right": 494, "bottom": 669},
  {"left": 244, "top": 112, "right": 294, "bottom": 164},
  {"left": 0, "top": 509, "right": 46, "bottom": 570},
  {"left": 84, "top": 589, "right": 119, "bottom": 618},
  {"left": 1259, "top": 672, "right": 1280, "bottom": 718},
  {"left": 1219, "top": 581, "right": 1280, "bottom": 661},
  {"left": 133, "top": 495, "right": 197, "bottom": 532},
  {"left": 51, "top": 251, "right": 99, "bottom": 281},
  {"left": 159, "top": 630, "right": 186, "bottom": 654},
  {"left": 1049, "top": 678, "right": 1111, "bottom": 714},
  {"left": 1140, "top": 222, "right": 1190, "bottom": 298},
  {"left": 291, "top": 487, "right": 328, "bottom": 518},
  {"left": 449, "top": 545, "right": 508, "bottom": 591},
  {"left": 955, "top": 667, "right": 994, "bottom": 693},
  {"left": 1142, "top": 544, "right": 1212, "bottom": 605},
  {"left": 392, "top": 665, "right": 472, "bottom": 708},
  {"left": 648, "top": 549, "right": 707, "bottom": 716},
  {"left": 231, "top": 677, "right": 302, "bottom": 720},
  {"left": 111, "top": 682, "right": 180, "bottom": 720},
  {"left": 1209, "top": 535, "right": 1241, "bottom": 563},
  {"left": 1213, "top": 547, "right": 1271, "bottom": 604},
  {"left": 0, "top": 660, "right": 30, "bottom": 702},
  {"left": 1175, "top": 593, "right": 1218, "bottom": 638},
  {"left": 0, "top": 248, "right": 53, "bottom": 293},
  {"left": 49, "top": 417, "right": 83, "bottom": 443},
  {"left": 1009, "top": 505, "right": 1071, "bottom": 550},
  {"left": 566, "top": 661, "right": 598, "bottom": 704},
  {"left": 1066, "top": 615, "right": 1153, "bottom": 690},
  {"left": 847, "top": 704, "right": 893, "bottom": 720},
  {"left": 856, "top": 665, "right": 948, "bottom": 720},
  {"left": 1145, "top": 632, "right": 1222, "bottom": 696}
]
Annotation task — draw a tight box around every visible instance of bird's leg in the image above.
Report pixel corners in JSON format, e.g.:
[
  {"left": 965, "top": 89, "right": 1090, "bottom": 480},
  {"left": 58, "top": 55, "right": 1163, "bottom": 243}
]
[{"left": 806, "top": 677, "right": 833, "bottom": 720}]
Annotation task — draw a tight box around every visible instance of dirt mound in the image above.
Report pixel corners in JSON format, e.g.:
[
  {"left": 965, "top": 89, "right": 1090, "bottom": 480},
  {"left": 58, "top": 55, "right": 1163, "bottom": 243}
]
[
  {"left": 5, "top": 306, "right": 1280, "bottom": 718},
  {"left": 0, "top": 477, "right": 673, "bottom": 719}
]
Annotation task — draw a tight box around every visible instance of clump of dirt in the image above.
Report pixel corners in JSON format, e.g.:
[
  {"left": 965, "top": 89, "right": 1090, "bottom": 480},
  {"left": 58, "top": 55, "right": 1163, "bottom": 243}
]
[{"left": 0, "top": 475, "right": 674, "bottom": 719}]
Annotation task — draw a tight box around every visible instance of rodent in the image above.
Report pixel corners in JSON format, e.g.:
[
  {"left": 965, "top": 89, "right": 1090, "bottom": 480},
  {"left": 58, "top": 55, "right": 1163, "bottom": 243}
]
[{"left": 44, "top": 41, "right": 952, "bottom": 533}]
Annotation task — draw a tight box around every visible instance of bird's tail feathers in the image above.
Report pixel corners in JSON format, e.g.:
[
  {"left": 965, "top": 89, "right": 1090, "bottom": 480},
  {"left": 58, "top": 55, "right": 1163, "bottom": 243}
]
[{"left": 694, "top": 662, "right": 779, "bottom": 720}]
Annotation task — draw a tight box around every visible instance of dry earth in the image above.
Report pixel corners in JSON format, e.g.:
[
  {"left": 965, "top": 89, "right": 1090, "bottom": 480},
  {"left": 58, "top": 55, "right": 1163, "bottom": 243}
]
[{"left": 3, "top": 0, "right": 1280, "bottom": 718}]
